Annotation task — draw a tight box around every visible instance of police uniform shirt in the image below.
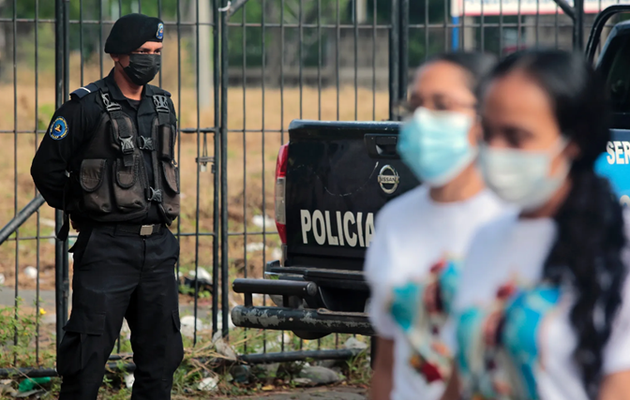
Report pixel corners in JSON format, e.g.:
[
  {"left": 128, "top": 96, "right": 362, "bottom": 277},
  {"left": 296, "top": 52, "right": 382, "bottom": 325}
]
[{"left": 31, "top": 69, "right": 177, "bottom": 224}]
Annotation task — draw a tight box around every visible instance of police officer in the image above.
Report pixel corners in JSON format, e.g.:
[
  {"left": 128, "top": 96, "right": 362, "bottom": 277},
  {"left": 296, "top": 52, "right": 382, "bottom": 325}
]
[{"left": 31, "top": 13, "right": 183, "bottom": 400}]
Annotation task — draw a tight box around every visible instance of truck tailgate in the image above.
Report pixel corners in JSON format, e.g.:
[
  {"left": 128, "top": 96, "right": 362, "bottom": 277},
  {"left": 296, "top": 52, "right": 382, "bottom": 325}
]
[{"left": 284, "top": 120, "right": 419, "bottom": 271}]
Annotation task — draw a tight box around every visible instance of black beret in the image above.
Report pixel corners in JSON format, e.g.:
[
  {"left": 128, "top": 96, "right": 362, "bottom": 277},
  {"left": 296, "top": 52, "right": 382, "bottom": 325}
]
[{"left": 105, "top": 13, "right": 164, "bottom": 54}]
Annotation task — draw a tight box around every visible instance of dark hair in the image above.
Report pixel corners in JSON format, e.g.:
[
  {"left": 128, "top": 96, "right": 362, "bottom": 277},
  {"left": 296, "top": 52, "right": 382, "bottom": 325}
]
[
  {"left": 488, "top": 49, "right": 627, "bottom": 397},
  {"left": 426, "top": 52, "right": 498, "bottom": 95}
]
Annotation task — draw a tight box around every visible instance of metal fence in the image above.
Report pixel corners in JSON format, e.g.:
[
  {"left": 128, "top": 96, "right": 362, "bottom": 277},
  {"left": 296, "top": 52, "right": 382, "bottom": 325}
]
[{"left": 0, "top": 0, "right": 611, "bottom": 378}]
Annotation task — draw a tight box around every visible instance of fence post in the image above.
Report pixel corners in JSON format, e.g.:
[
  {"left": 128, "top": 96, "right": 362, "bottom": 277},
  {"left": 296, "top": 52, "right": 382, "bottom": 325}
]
[
  {"left": 54, "top": 0, "right": 70, "bottom": 352},
  {"left": 399, "top": 0, "right": 409, "bottom": 103},
  {"left": 212, "top": 0, "right": 221, "bottom": 337},
  {"left": 573, "top": 0, "right": 585, "bottom": 50},
  {"left": 389, "top": 0, "right": 400, "bottom": 121},
  {"left": 220, "top": 0, "right": 230, "bottom": 338}
]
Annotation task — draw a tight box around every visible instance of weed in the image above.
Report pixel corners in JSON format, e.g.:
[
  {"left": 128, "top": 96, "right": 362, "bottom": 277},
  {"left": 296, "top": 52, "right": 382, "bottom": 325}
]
[
  {"left": 0, "top": 297, "right": 55, "bottom": 368},
  {"left": 344, "top": 349, "right": 372, "bottom": 386}
]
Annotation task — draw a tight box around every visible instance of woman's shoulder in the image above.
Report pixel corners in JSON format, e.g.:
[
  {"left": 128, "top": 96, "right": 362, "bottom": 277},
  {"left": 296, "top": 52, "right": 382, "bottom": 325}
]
[
  {"left": 469, "top": 211, "right": 519, "bottom": 249},
  {"left": 374, "top": 185, "right": 430, "bottom": 229}
]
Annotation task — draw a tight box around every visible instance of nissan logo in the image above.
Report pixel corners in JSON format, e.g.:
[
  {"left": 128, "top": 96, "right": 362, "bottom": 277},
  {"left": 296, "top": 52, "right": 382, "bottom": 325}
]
[{"left": 378, "top": 165, "right": 400, "bottom": 194}]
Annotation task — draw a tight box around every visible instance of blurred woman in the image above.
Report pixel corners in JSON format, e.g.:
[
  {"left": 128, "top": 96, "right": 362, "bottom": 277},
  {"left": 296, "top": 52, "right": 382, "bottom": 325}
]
[
  {"left": 364, "top": 52, "right": 506, "bottom": 400},
  {"left": 444, "top": 49, "right": 630, "bottom": 400}
]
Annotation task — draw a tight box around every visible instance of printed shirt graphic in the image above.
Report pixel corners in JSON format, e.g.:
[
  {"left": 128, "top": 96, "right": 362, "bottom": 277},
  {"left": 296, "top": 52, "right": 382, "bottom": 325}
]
[
  {"left": 452, "top": 212, "right": 630, "bottom": 400},
  {"left": 364, "top": 187, "right": 507, "bottom": 400},
  {"left": 389, "top": 257, "right": 462, "bottom": 384},
  {"left": 456, "top": 281, "right": 562, "bottom": 400}
]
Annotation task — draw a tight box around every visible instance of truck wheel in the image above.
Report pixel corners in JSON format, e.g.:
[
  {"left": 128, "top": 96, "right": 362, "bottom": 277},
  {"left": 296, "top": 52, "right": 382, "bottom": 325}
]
[{"left": 292, "top": 330, "right": 329, "bottom": 340}]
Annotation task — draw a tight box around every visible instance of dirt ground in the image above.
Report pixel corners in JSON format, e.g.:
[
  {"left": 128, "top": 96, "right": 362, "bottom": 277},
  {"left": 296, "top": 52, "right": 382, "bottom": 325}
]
[{"left": 212, "top": 387, "right": 367, "bottom": 400}]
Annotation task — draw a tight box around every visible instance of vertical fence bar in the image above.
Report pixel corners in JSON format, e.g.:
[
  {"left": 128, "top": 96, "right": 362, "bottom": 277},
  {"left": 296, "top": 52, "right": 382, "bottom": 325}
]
[
  {"left": 534, "top": 0, "right": 540, "bottom": 47},
  {"left": 299, "top": 0, "right": 304, "bottom": 351},
  {"left": 176, "top": 0, "right": 182, "bottom": 283},
  {"left": 424, "top": 0, "right": 429, "bottom": 60},
  {"left": 99, "top": 0, "right": 104, "bottom": 77},
  {"left": 372, "top": 0, "right": 377, "bottom": 120},
  {"left": 517, "top": 4, "right": 523, "bottom": 51},
  {"left": 193, "top": 0, "right": 201, "bottom": 346},
  {"left": 212, "top": 0, "right": 221, "bottom": 336},
  {"left": 54, "top": 0, "right": 66, "bottom": 352},
  {"left": 299, "top": 0, "right": 304, "bottom": 120},
  {"left": 280, "top": 0, "right": 285, "bottom": 144},
  {"left": 462, "top": 0, "right": 466, "bottom": 48},
  {"left": 262, "top": 0, "right": 268, "bottom": 354},
  {"left": 280, "top": 0, "right": 285, "bottom": 352},
  {"left": 158, "top": 0, "right": 163, "bottom": 88},
  {"left": 481, "top": 0, "right": 485, "bottom": 51},
  {"left": 242, "top": 0, "right": 248, "bottom": 283},
  {"left": 389, "top": 0, "right": 400, "bottom": 120},
  {"left": 443, "top": 0, "right": 448, "bottom": 50},
  {"left": 241, "top": 0, "right": 248, "bottom": 354},
  {"left": 220, "top": 0, "right": 230, "bottom": 338},
  {"left": 499, "top": 0, "right": 504, "bottom": 56},
  {"left": 555, "top": 5, "right": 559, "bottom": 48},
  {"left": 35, "top": 0, "right": 41, "bottom": 365},
  {"left": 336, "top": 0, "right": 340, "bottom": 122},
  {"left": 318, "top": 0, "right": 322, "bottom": 121},
  {"left": 399, "top": 0, "right": 409, "bottom": 104},
  {"left": 80, "top": 0, "right": 84, "bottom": 83},
  {"left": 12, "top": 0, "right": 19, "bottom": 365},
  {"left": 354, "top": 0, "right": 359, "bottom": 121},
  {"left": 62, "top": 0, "right": 71, "bottom": 335},
  {"left": 574, "top": 0, "right": 585, "bottom": 50},
  {"left": 334, "top": 0, "right": 340, "bottom": 350}
]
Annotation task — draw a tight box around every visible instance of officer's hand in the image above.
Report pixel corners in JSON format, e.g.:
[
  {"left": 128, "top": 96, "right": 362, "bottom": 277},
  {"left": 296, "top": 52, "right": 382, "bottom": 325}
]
[{"left": 71, "top": 220, "right": 80, "bottom": 232}]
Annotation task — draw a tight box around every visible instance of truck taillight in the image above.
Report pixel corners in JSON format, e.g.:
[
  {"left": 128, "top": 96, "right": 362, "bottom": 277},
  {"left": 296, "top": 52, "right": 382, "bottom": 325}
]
[{"left": 275, "top": 143, "right": 289, "bottom": 244}]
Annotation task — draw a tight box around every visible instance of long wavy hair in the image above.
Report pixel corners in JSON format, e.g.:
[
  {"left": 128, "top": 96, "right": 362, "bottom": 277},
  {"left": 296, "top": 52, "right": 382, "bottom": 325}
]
[{"left": 487, "top": 49, "right": 627, "bottom": 397}]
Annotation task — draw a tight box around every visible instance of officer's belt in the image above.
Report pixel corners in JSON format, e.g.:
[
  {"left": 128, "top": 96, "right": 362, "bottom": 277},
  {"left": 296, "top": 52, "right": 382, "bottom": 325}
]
[
  {"left": 88, "top": 223, "right": 165, "bottom": 237},
  {"left": 116, "top": 223, "right": 164, "bottom": 236}
]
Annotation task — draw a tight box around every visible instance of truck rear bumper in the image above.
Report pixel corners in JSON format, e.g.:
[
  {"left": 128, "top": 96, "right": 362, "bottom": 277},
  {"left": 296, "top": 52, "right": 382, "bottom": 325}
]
[
  {"left": 230, "top": 306, "right": 374, "bottom": 336},
  {"left": 231, "top": 277, "right": 374, "bottom": 336}
]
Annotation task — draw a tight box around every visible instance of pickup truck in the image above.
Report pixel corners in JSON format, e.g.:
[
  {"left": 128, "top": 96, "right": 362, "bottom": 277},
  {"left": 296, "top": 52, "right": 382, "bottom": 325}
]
[
  {"left": 231, "top": 121, "right": 418, "bottom": 339},
  {"left": 231, "top": 4, "right": 630, "bottom": 341}
]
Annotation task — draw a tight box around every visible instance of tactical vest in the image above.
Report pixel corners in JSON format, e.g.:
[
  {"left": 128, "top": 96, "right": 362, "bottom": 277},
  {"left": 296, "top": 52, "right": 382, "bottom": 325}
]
[{"left": 71, "top": 80, "right": 180, "bottom": 225}]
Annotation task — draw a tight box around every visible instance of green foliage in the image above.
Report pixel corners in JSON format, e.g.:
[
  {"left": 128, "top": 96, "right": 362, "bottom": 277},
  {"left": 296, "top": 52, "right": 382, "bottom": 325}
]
[
  {"left": 4, "top": 0, "right": 178, "bottom": 20},
  {"left": 228, "top": 0, "right": 352, "bottom": 68},
  {"left": 0, "top": 297, "right": 54, "bottom": 368},
  {"left": 345, "top": 349, "right": 371, "bottom": 385},
  {"left": 4, "top": 0, "right": 454, "bottom": 77}
]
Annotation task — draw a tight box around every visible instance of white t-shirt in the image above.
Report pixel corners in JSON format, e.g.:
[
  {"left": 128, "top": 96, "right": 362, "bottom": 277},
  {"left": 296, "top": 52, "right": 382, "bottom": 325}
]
[
  {"left": 364, "top": 186, "right": 507, "bottom": 400},
  {"left": 453, "top": 212, "right": 630, "bottom": 400}
]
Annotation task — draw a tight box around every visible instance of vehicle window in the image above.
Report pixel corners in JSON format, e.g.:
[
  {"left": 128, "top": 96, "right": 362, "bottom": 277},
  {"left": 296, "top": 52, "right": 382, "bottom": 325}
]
[{"left": 600, "top": 33, "right": 630, "bottom": 114}]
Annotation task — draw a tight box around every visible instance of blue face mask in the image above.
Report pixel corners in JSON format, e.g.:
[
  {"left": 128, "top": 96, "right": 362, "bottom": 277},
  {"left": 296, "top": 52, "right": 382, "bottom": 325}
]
[{"left": 397, "top": 107, "right": 476, "bottom": 187}]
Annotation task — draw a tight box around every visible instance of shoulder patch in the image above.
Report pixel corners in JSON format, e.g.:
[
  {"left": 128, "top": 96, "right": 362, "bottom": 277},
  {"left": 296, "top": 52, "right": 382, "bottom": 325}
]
[
  {"left": 49, "top": 117, "right": 68, "bottom": 140},
  {"left": 70, "top": 82, "right": 99, "bottom": 100},
  {"left": 156, "top": 23, "right": 164, "bottom": 40}
]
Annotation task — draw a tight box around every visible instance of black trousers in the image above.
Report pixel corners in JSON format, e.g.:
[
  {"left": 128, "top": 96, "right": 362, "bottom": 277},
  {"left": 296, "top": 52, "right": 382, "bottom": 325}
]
[{"left": 58, "top": 225, "right": 184, "bottom": 400}]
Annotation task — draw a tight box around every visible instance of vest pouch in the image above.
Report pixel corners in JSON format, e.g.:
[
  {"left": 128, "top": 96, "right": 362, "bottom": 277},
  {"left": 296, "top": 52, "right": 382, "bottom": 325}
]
[
  {"left": 109, "top": 114, "right": 136, "bottom": 154},
  {"left": 161, "top": 160, "right": 180, "bottom": 220},
  {"left": 158, "top": 124, "right": 175, "bottom": 161},
  {"left": 79, "top": 159, "right": 113, "bottom": 215},
  {"left": 113, "top": 155, "right": 149, "bottom": 214}
]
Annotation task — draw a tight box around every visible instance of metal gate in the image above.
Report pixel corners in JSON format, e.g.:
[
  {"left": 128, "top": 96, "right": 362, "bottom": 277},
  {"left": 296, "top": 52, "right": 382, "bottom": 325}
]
[{"left": 0, "top": 0, "right": 613, "bottom": 379}]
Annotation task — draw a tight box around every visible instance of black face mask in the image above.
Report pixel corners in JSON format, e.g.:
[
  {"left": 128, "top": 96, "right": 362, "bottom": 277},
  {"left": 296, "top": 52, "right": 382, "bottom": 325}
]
[{"left": 123, "top": 54, "right": 161, "bottom": 86}]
